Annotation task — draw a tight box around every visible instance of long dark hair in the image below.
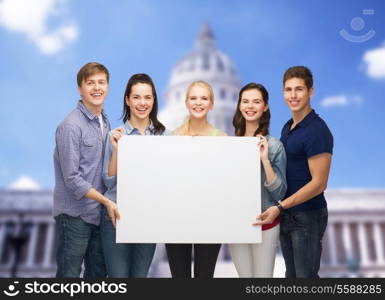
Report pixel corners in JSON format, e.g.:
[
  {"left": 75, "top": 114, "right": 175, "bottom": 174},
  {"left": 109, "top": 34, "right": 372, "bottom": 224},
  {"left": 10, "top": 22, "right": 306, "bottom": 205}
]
[
  {"left": 232, "top": 83, "right": 270, "bottom": 137},
  {"left": 121, "top": 73, "right": 165, "bottom": 135}
]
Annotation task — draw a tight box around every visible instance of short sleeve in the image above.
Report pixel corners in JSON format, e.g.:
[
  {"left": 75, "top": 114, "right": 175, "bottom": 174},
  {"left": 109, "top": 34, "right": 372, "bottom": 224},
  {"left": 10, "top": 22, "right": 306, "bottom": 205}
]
[{"left": 304, "top": 122, "right": 333, "bottom": 158}]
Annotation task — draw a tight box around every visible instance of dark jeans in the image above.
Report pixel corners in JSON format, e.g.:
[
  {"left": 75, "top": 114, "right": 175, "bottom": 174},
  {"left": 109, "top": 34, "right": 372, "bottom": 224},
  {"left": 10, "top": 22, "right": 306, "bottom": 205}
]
[
  {"left": 280, "top": 207, "right": 328, "bottom": 278},
  {"left": 166, "top": 243, "right": 221, "bottom": 278},
  {"left": 100, "top": 207, "right": 155, "bottom": 278},
  {"left": 55, "top": 214, "right": 106, "bottom": 278}
]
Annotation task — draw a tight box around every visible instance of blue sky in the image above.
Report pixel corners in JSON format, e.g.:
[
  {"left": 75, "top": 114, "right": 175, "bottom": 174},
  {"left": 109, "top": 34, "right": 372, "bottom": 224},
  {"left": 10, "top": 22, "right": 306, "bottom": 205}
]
[{"left": 0, "top": 0, "right": 384, "bottom": 189}]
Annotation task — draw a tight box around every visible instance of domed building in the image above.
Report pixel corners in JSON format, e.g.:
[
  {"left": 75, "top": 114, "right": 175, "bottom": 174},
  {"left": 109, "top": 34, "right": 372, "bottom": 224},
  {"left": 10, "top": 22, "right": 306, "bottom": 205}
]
[{"left": 159, "top": 24, "right": 241, "bottom": 134}]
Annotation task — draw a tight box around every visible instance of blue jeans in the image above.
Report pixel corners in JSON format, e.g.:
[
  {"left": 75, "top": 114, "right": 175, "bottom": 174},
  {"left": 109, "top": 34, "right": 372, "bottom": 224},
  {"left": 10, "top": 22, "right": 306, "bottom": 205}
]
[
  {"left": 55, "top": 214, "right": 106, "bottom": 278},
  {"left": 279, "top": 207, "right": 328, "bottom": 278},
  {"left": 100, "top": 207, "right": 155, "bottom": 278}
]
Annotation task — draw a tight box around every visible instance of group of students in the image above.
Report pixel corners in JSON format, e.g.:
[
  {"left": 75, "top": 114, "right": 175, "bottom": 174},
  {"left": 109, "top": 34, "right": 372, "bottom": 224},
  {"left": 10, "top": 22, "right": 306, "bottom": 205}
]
[{"left": 53, "top": 62, "right": 333, "bottom": 279}]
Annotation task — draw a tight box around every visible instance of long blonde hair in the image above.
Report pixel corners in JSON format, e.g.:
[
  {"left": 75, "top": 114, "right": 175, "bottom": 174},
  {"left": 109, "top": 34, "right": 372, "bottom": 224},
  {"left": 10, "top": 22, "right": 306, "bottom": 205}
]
[{"left": 173, "top": 81, "right": 214, "bottom": 136}]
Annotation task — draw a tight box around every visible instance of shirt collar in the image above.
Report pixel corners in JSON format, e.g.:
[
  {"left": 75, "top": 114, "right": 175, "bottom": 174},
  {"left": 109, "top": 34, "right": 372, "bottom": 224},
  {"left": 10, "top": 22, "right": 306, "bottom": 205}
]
[
  {"left": 285, "top": 109, "right": 317, "bottom": 130},
  {"left": 297, "top": 109, "right": 317, "bottom": 128},
  {"left": 77, "top": 100, "right": 107, "bottom": 121},
  {"left": 123, "top": 120, "right": 154, "bottom": 135}
]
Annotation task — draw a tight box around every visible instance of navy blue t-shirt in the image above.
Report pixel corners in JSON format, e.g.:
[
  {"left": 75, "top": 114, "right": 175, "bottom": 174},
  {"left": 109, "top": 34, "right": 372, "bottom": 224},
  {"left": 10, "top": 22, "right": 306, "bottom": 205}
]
[{"left": 280, "top": 109, "right": 333, "bottom": 212}]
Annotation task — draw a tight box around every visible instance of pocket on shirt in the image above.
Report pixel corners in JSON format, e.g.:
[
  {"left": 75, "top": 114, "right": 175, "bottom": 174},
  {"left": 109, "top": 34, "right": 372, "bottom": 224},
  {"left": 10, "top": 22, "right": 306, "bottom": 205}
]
[
  {"left": 83, "top": 137, "right": 98, "bottom": 147},
  {"left": 81, "top": 136, "right": 100, "bottom": 164}
]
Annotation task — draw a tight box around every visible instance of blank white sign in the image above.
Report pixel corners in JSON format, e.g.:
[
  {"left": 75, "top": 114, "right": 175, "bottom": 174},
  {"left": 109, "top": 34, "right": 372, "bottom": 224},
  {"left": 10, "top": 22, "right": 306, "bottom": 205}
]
[{"left": 116, "top": 136, "right": 261, "bottom": 243}]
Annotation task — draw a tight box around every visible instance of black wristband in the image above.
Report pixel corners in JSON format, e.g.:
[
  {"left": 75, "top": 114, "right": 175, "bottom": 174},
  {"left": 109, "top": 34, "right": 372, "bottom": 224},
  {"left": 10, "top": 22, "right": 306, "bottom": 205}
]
[{"left": 276, "top": 202, "right": 285, "bottom": 213}]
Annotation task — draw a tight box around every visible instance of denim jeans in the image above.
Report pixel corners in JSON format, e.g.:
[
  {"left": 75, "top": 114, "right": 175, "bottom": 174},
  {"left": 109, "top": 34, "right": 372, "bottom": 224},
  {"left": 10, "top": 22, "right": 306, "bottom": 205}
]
[
  {"left": 55, "top": 214, "right": 106, "bottom": 278},
  {"left": 279, "top": 207, "right": 328, "bottom": 278},
  {"left": 100, "top": 207, "right": 155, "bottom": 278}
]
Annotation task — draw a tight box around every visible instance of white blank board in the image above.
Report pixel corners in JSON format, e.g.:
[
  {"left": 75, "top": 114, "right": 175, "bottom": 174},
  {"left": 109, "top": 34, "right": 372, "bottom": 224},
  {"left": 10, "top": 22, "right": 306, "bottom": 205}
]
[{"left": 116, "top": 136, "right": 261, "bottom": 243}]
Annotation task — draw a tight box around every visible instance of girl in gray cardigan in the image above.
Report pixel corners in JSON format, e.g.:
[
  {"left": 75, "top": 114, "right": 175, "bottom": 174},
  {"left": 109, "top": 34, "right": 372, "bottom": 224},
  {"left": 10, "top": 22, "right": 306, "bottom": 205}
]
[{"left": 229, "top": 83, "right": 287, "bottom": 277}]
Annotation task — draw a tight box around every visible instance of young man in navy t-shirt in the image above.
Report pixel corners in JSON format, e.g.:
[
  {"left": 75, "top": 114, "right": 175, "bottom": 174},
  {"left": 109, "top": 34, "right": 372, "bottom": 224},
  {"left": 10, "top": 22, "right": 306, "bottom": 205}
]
[{"left": 256, "top": 66, "right": 333, "bottom": 277}]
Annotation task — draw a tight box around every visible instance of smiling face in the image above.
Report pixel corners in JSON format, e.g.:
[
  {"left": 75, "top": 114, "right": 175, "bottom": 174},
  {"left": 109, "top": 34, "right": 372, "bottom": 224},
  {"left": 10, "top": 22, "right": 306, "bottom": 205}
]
[
  {"left": 126, "top": 82, "right": 154, "bottom": 122},
  {"left": 283, "top": 77, "right": 313, "bottom": 114},
  {"left": 185, "top": 84, "right": 213, "bottom": 119},
  {"left": 78, "top": 72, "right": 109, "bottom": 112},
  {"left": 239, "top": 88, "right": 268, "bottom": 124}
]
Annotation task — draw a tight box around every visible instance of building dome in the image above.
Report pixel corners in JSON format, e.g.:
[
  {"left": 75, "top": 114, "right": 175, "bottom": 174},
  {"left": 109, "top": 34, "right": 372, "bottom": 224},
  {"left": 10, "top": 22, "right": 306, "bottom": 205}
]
[
  {"left": 159, "top": 24, "right": 241, "bottom": 134},
  {"left": 169, "top": 24, "right": 239, "bottom": 87}
]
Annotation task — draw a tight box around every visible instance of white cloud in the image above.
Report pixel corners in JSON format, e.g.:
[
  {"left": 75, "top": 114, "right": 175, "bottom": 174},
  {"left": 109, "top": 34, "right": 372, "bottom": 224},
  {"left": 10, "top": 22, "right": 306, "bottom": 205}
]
[
  {"left": 8, "top": 176, "right": 41, "bottom": 190},
  {"left": 363, "top": 43, "right": 385, "bottom": 79},
  {"left": 0, "top": 0, "right": 78, "bottom": 55},
  {"left": 36, "top": 24, "right": 78, "bottom": 54},
  {"left": 320, "top": 94, "right": 363, "bottom": 108}
]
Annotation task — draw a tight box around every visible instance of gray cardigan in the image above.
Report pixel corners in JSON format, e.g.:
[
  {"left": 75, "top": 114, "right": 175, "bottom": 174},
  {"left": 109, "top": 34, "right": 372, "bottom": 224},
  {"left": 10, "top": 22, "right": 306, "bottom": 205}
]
[{"left": 260, "top": 135, "right": 287, "bottom": 212}]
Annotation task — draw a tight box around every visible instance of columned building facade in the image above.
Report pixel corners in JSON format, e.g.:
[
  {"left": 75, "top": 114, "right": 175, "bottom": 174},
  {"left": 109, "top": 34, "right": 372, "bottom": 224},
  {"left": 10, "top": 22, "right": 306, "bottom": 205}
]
[
  {"left": 0, "top": 189, "right": 384, "bottom": 277},
  {"left": 320, "top": 190, "right": 385, "bottom": 277}
]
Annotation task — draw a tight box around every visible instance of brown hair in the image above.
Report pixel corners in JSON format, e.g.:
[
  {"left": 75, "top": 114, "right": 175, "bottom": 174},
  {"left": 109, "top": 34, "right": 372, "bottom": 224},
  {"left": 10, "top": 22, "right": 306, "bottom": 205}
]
[
  {"left": 121, "top": 73, "right": 165, "bottom": 135},
  {"left": 77, "top": 62, "right": 110, "bottom": 87},
  {"left": 283, "top": 66, "right": 313, "bottom": 89},
  {"left": 232, "top": 83, "right": 270, "bottom": 137}
]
